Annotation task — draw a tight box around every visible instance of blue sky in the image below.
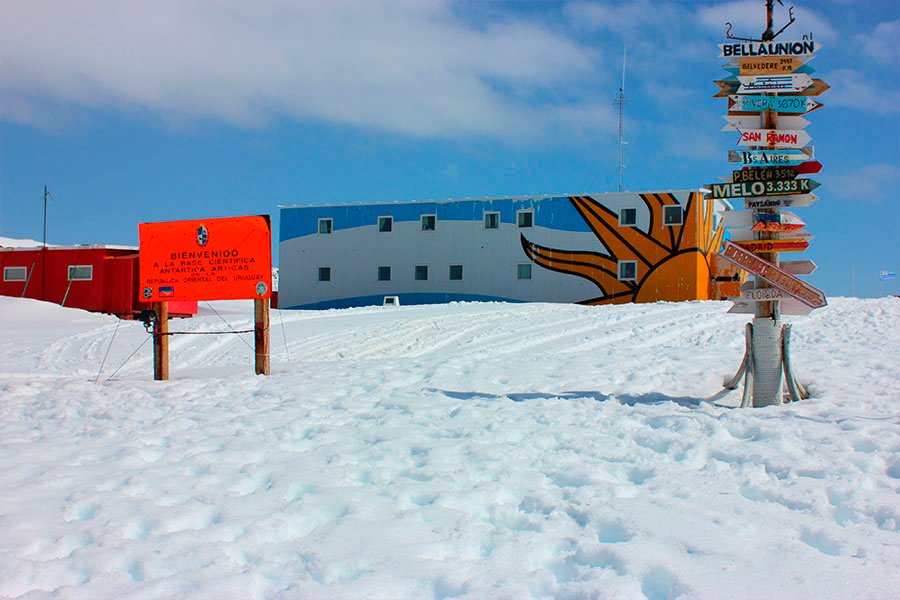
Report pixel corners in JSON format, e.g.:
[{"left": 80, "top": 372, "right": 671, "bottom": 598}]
[{"left": 1, "top": 0, "right": 897, "bottom": 297}]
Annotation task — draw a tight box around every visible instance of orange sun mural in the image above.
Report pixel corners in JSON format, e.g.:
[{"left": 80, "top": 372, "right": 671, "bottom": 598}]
[{"left": 521, "top": 192, "right": 736, "bottom": 305}]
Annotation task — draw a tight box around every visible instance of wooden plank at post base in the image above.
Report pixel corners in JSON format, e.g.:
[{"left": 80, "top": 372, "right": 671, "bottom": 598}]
[
  {"left": 719, "top": 240, "right": 826, "bottom": 309},
  {"left": 744, "top": 193, "right": 818, "bottom": 209},
  {"left": 254, "top": 298, "right": 270, "bottom": 376},
  {"left": 153, "top": 301, "right": 169, "bottom": 381},
  {"left": 727, "top": 296, "right": 814, "bottom": 316},
  {"left": 733, "top": 237, "right": 810, "bottom": 252}
]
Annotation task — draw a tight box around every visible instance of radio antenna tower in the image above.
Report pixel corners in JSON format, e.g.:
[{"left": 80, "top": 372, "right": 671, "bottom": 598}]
[{"left": 615, "top": 45, "right": 627, "bottom": 192}]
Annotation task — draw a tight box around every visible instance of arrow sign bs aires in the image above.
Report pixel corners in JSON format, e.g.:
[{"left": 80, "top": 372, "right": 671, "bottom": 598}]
[
  {"left": 736, "top": 74, "right": 813, "bottom": 94},
  {"left": 729, "top": 95, "right": 822, "bottom": 114},
  {"left": 720, "top": 241, "right": 826, "bottom": 309},
  {"left": 744, "top": 194, "right": 819, "bottom": 209},
  {"left": 728, "top": 148, "right": 814, "bottom": 166},
  {"left": 736, "top": 128, "right": 812, "bottom": 148},
  {"left": 707, "top": 178, "right": 819, "bottom": 199},
  {"left": 722, "top": 115, "right": 810, "bottom": 131}
]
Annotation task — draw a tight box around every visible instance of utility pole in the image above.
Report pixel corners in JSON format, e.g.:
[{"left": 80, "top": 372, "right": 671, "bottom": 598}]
[
  {"left": 615, "top": 45, "right": 627, "bottom": 192},
  {"left": 41, "top": 185, "right": 50, "bottom": 301}
]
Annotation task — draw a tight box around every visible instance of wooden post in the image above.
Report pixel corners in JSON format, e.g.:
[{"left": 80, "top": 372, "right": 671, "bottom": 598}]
[
  {"left": 153, "top": 301, "right": 169, "bottom": 381},
  {"left": 254, "top": 298, "right": 270, "bottom": 375}
]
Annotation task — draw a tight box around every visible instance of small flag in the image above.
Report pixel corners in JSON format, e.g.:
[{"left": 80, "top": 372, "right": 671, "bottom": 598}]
[
  {"left": 881, "top": 271, "right": 896, "bottom": 280},
  {"left": 159, "top": 286, "right": 175, "bottom": 297}
]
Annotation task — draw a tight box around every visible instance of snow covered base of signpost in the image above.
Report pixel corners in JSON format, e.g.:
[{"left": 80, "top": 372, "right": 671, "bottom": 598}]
[{"left": 752, "top": 316, "right": 783, "bottom": 406}]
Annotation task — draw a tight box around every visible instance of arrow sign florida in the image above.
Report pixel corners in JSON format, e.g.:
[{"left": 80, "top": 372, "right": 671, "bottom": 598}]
[
  {"left": 720, "top": 240, "right": 826, "bottom": 308},
  {"left": 728, "top": 148, "right": 814, "bottom": 166},
  {"left": 737, "top": 74, "right": 813, "bottom": 93},
  {"left": 729, "top": 95, "right": 822, "bottom": 113},
  {"left": 737, "top": 128, "right": 812, "bottom": 148},
  {"left": 722, "top": 115, "right": 810, "bottom": 131},
  {"left": 744, "top": 194, "right": 819, "bottom": 209},
  {"left": 708, "top": 178, "right": 819, "bottom": 199}
]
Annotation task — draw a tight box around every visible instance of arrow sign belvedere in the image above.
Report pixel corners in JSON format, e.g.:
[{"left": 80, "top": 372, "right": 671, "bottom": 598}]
[
  {"left": 719, "top": 40, "right": 821, "bottom": 58},
  {"left": 720, "top": 241, "right": 826, "bottom": 309},
  {"left": 708, "top": 178, "right": 818, "bottom": 199},
  {"left": 723, "top": 115, "right": 810, "bottom": 131},
  {"left": 732, "top": 166, "right": 800, "bottom": 183},
  {"left": 737, "top": 74, "right": 813, "bottom": 93},
  {"left": 729, "top": 95, "right": 821, "bottom": 113},
  {"left": 738, "top": 56, "right": 808, "bottom": 75},
  {"left": 744, "top": 194, "right": 818, "bottom": 209},
  {"left": 728, "top": 148, "right": 814, "bottom": 166},
  {"left": 737, "top": 128, "right": 811, "bottom": 148}
]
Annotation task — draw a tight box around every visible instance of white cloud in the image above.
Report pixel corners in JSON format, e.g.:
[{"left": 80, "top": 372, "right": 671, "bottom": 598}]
[
  {"left": 825, "top": 69, "right": 900, "bottom": 114},
  {"left": 826, "top": 163, "right": 900, "bottom": 202},
  {"left": 0, "top": 0, "right": 613, "bottom": 141},
  {"left": 858, "top": 19, "right": 900, "bottom": 66}
]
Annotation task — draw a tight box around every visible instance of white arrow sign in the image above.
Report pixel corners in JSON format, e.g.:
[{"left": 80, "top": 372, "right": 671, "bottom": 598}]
[
  {"left": 736, "top": 128, "right": 812, "bottom": 148},
  {"left": 727, "top": 228, "right": 813, "bottom": 242},
  {"left": 722, "top": 115, "right": 810, "bottom": 131},
  {"left": 718, "top": 210, "right": 804, "bottom": 229},
  {"left": 781, "top": 260, "right": 817, "bottom": 275},
  {"left": 728, "top": 296, "right": 815, "bottom": 316},
  {"left": 737, "top": 74, "right": 814, "bottom": 94},
  {"left": 744, "top": 194, "right": 818, "bottom": 209}
]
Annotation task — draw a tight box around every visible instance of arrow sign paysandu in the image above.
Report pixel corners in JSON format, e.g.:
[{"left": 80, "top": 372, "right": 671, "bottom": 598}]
[
  {"left": 720, "top": 240, "right": 826, "bottom": 309},
  {"left": 729, "top": 95, "right": 821, "bottom": 113},
  {"left": 728, "top": 148, "right": 814, "bottom": 166},
  {"left": 737, "top": 74, "right": 813, "bottom": 93},
  {"left": 737, "top": 129, "right": 812, "bottom": 148},
  {"left": 708, "top": 178, "right": 818, "bottom": 199},
  {"left": 744, "top": 194, "right": 818, "bottom": 209}
]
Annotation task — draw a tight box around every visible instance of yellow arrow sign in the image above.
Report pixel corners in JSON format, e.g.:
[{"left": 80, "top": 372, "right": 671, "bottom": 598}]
[{"left": 739, "top": 57, "right": 805, "bottom": 75}]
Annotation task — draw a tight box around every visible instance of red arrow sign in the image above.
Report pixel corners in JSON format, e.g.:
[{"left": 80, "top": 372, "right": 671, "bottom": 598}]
[
  {"left": 720, "top": 241, "right": 826, "bottom": 309},
  {"left": 794, "top": 160, "right": 823, "bottom": 174}
]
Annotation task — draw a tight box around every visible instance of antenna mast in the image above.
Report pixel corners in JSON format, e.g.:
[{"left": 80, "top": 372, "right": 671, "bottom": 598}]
[{"left": 615, "top": 45, "right": 627, "bottom": 192}]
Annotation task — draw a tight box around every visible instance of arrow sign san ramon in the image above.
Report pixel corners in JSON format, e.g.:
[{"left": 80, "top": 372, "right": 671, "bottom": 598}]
[
  {"left": 719, "top": 241, "right": 826, "bottom": 309},
  {"left": 736, "top": 128, "right": 812, "bottom": 148}
]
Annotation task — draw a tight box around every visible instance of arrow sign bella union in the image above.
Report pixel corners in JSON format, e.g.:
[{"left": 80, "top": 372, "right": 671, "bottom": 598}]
[
  {"left": 744, "top": 193, "right": 819, "bottom": 209},
  {"left": 720, "top": 240, "right": 826, "bottom": 309},
  {"left": 728, "top": 148, "right": 814, "bottom": 166},
  {"left": 723, "top": 115, "right": 810, "bottom": 131},
  {"left": 737, "top": 74, "right": 813, "bottom": 94},
  {"left": 729, "top": 95, "right": 822, "bottom": 114},
  {"left": 708, "top": 178, "right": 819, "bottom": 199},
  {"left": 737, "top": 129, "right": 811, "bottom": 148},
  {"left": 718, "top": 40, "right": 821, "bottom": 59}
]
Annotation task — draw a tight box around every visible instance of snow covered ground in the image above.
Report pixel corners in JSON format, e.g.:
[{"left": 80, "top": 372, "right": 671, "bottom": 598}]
[{"left": 0, "top": 295, "right": 897, "bottom": 599}]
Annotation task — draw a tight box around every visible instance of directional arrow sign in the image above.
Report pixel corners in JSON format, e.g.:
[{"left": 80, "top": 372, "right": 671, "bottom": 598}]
[
  {"left": 722, "top": 115, "right": 810, "bottom": 131},
  {"left": 783, "top": 79, "right": 830, "bottom": 96},
  {"left": 794, "top": 160, "right": 823, "bottom": 175},
  {"left": 737, "top": 128, "right": 812, "bottom": 148},
  {"left": 728, "top": 148, "right": 813, "bottom": 166},
  {"left": 742, "top": 286, "right": 788, "bottom": 301},
  {"left": 744, "top": 194, "right": 819, "bottom": 209},
  {"left": 720, "top": 240, "right": 826, "bottom": 309},
  {"left": 729, "top": 95, "right": 822, "bottom": 114},
  {"left": 719, "top": 210, "right": 805, "bottom": 231},
  {"left": 733, "top": 237, "right": 810, "bottom": 253},
  {"left": 737, "top": 74, "right": 813, "bottom": 93},
  {"left": 708, "top": 178, "right": 819, "bottom": 199},
  {"left": 732, "top": 166, "right": 800, "bottom": 183},
  {"left": 714, "top": 80, "right": 739, "bottom": 97},
  {"left": 724, "top": 64, "right": 815, "bottom": 77},
  {"left": 737, "top": 56, "right": 808, "bottom": 75},
  {"left": 718, "top": 40, "right": 821, "bottom": 59},
  {"left": 781, "top": 260, "right": 817, "bottom": 275},
  {"left": 728, "top": 297, "right": 815, "bottom": 316}
]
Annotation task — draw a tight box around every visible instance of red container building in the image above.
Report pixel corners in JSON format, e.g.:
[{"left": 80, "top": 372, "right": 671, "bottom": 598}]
[{"left": 0, "top": 245, "right": 197, "bottom": 318}]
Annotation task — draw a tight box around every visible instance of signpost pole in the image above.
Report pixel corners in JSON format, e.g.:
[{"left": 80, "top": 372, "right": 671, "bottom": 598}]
[
  {"left": 153, "top": 301, "right": 169, "bottom": 381},
  {"left": 254, "top": 298, "right": 270, "bottom": 376}
]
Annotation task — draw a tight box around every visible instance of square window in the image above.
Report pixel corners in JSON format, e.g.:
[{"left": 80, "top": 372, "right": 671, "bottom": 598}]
[
  {"left": 3, "top": 266, "right": 27, "bottom": 282},
  {"left": 663, "top": 205, "right": 683, "bottom": 226},
  {"left": 421, "top": 214, "right": 436, "bottom": 231},
  {"left": 449, "top": 264, "right": 463, "bottom": 280},
  {"left": 68, "top": 265, "right": 93, "bottom": 281},
  {"left": 517, "top": 263, "right": 532, "bottom": 280},
  {"left": 318, "top": 218, "right": 333, "bottom": 234},
  {"left": 415, "top": 265, "right": 429, "bottom": 281},
  {"left": 318, "top": 267, "right": 331, "bottom": 282},
  {"left": 378, "top": 266, "right": 391, "bottom": 281},
  {"left": 484, "top": 211, "right": 500, "bottom": 230},
  {"left": 619, "top": 208, "right": 637, "bottom": 226},
  {"left": 618, "top": 261, "right": 637, "bottom": 281},
  {"left": 378, "top": 216, "right": 393, "bottom": 232},
  {"left": 517, "top": 211, "right": 534, "bottom": 228}
]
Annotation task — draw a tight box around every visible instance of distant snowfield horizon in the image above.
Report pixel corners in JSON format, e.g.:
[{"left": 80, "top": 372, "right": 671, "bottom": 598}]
[{"left": 0, "top": 296, "right": 897, "bottom": 599}]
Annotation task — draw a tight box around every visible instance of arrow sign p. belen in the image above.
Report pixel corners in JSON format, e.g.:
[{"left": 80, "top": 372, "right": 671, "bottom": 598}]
[
  {"left": 732, "top": 166, "right": 800, "bottom": 183},
  {"left": 729, "top": 95, "right": 822, "bottom": 114},
  {"left": 737, "top": 74, "right": 813, "bottom": 94},
  {"left": 728, "top": 148, "right": 814, "bottom": 166},
  {"left": 723, "top": 115, "right": 810, "bottom": 131},
  {"left": 708, "top": 178, "right": 819, "bottom": 199},
  {"left": 720, "top": 240, "right": 826, "bottom": 309},
  {"left": 737, "top": 128, "right": 812, "bottom": 148},
  {"left": 744, "top": 194, "right": 819, "bottom": 209}
]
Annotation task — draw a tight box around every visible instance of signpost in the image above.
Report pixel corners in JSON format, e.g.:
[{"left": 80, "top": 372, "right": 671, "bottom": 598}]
[
  {"left": 784, "top": 79, "right": 830, "bottom": 96},
  {"left": 139, "top": 215, "right": 273, "bottom": 379},
  {"left": 736, "top": 128, "right": 811, "bottom": 148}
]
